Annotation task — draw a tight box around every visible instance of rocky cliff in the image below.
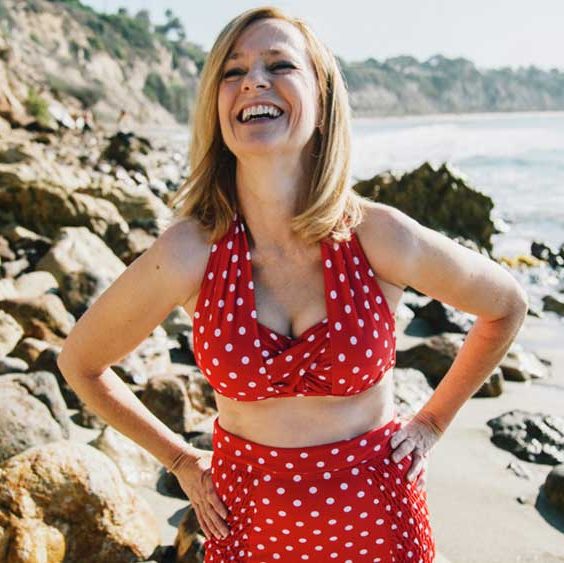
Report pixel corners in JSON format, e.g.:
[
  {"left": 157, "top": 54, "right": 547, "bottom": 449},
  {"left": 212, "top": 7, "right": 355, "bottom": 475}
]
[
  {"left": 2, "top": 0, "right": 564, "bottom": 131},
  {"left": 0, "top": 0, "right": 202, "bottom": 129}
]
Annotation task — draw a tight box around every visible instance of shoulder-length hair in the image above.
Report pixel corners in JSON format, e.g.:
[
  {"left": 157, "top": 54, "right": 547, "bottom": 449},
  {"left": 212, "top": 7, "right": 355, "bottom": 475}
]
[{"left": 167, "top": 5, "right": 365, "bottom": 244}]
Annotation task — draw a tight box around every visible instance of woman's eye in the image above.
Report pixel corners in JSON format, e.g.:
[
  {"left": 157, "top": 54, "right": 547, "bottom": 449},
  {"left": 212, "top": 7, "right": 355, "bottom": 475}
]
[{"left": 222, "top": 62, "right": 294, "bottom": 79}]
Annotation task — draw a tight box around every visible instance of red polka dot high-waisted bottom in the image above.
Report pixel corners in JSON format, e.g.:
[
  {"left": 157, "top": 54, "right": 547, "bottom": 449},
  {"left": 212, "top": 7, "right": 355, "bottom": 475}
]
[{"left": 204, "top": 412, "right": 436, "bottom": 562}]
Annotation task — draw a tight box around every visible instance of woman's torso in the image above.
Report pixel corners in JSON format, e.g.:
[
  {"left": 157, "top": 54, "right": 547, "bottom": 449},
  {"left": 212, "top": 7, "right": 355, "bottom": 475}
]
[{"left": 182, "top": 207, "right": 404, "bottom": 447}]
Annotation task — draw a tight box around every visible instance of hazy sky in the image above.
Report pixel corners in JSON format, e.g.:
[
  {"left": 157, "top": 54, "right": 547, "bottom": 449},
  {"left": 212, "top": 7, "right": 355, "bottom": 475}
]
[{"left": 82, "top": 0, "right": 563, "bottom": 71}]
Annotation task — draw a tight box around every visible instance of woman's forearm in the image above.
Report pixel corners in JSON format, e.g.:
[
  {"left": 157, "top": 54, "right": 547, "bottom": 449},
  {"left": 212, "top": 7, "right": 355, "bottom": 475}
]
[
  {"left": 416, "top": 301, "right": 528, "bottom": 434},
  {"left": 58, "top": 360, "right": 199, "bottom": 470}
]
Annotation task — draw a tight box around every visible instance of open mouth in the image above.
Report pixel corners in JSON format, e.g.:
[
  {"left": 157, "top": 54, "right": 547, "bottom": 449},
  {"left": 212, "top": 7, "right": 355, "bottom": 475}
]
[{"left": 236, "top": 107, "right": 285, "bottom": 124}]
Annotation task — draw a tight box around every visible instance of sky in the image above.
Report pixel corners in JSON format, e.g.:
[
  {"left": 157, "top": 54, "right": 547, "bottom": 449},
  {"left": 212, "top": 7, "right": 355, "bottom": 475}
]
[{"left": 82, "top": 0, "right": 564, "bottom": 72}]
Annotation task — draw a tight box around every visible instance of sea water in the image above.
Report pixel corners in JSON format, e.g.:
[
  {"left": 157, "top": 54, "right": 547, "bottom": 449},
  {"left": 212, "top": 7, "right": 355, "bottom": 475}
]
[{"left": 351, "top": 111, "right": 564, "bottom": 262}]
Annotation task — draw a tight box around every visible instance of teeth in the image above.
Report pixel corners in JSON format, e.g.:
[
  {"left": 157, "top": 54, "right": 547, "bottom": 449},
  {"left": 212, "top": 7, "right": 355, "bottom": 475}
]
[{"left": 241, "top": 104, "right": 282, "bottom": 122}]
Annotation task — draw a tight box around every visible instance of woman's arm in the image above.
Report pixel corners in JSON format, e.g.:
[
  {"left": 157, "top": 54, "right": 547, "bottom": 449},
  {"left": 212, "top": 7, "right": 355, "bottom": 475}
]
[
  {"left": 364, "top": 203, "right": 529, "bottom": 434},
  {"left": 57, "top": 218, "right": 206, "bottom": 470}
]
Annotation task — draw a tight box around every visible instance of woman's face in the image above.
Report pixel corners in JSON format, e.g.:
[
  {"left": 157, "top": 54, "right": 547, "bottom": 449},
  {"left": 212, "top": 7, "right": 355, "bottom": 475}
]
[{"left": 217, "top": 18, "right": 321, "bottom": 159}]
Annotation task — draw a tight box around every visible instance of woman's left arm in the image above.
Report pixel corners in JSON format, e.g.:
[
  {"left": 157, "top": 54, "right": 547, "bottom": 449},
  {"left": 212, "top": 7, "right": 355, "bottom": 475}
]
[{"left": 366, "top": 203, "right": 529, "bottom": 435}]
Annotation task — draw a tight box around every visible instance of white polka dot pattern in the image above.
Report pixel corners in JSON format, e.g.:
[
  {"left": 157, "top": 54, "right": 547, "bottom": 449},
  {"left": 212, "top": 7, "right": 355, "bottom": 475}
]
[
  {"left": 192, "top": 212, "right": 397, "bottom": 400},
  {"left": 203, "top": 415, "right": 436, "bottom": 562}
]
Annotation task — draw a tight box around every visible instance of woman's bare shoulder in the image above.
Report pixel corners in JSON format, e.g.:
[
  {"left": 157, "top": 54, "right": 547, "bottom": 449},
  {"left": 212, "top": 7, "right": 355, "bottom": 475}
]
[
  {"left": 155, "top": 216, "right": 212, "bottom": 307},
  {"left": 354, "top": 200, "right": 414, "bottom": 291}
]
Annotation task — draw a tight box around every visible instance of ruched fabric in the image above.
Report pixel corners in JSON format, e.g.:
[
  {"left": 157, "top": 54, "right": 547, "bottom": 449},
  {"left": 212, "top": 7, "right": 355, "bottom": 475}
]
[
  {"left": 204, "top": 413, "right": 436, "bottom": 562},
  {"left": 192, "top": 212, "right": 397, "bottom": 401}
]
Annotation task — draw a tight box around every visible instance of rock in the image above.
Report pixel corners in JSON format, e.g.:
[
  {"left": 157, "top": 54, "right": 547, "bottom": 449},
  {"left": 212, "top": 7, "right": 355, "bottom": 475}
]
[
  {"left": 531, "top": 241, "right": 564, "bottom": 269},
  {"left": 161, "top": 306, "right": 193, "bottom": 338},
  {"left": 71, "top": 402, "right": 108, "bottom": 429},
  {"left": 0, "top": 354, "right": 28, "bottom": 374},
  {"left": 0, "top": 293, "right": 74, "bottom": 345},
  {"left": 0, "top": 223, "right": 52, "bottom": 269},
  {"left": 89, "top": 425, "right": 162, "bottom": 487},
  {"left": 0, "top": 236, "right": 16, "bottom": 262},
  {"left": 0, "top": 309, "right": 23, "bottom": 357},
  {"left": 118, "top": 227, "right": 157, "bottom": 265},
  {"left": 352, "top": 162, "right": 499, "bottom": 253},
  {"left": 10, "top": 335, "right": 50, "bottom": 365},
  {"left": 409, "top": 298, "right": 475, "bottom": 334},
  {"left": 184, "top": 368, "right": 217, "bottom": 413},
  {"left": 0, "top": 115, "right": 11, "bottom": 135},
  {"left": 2, "top": 255, "right": 29, "bottom": 277},
  {"left": 392, "top": 368, "right": 435, "bottom": 419},
  {"left": 0, "top": 441, "right": 161, "bottom": 562},
  {"left": 0, "top": 293, "right": 73, "bottom": 346},
  {"left": 100, "top": 131, "right": 152, "bottom": 176},
  {"left": 0, "top": 378, "right": 66, "bottom": 462},
  {"left": 542, "top": 294, "right": 564, "bottom": 316},
  {"left": 0, "top": 512, "right": 66, "bottom": 562},
  {"left": 86, "top": 172, "right": 171, "bottom": 234},
  {"left": 1, "top": 370, "right": 71, "bottom": 436},
  {"left": 141, "top": 375, "right": 193, "bottom": 433},
  {"left": 30, "top": 346, "right": 82, "bottom": 410},
  {"left": 0, "top": 146, "right": 31, "bottom": 164},
  {"left": 112, "top": 326, "right": 171, "bottom": 386},
  {"left": 174, "top": 506, "right": 206, "bottom": 563},
  {"left": 0, "top": 167, "right": 129, "bottom": 245},
  {"left": 395, "top": 332, "right": 504, "bottom": 396},
  {"left": 0, "top": 64, "right": 30, "bottom": 128},
  {"left": 544, "top": 464, "right": 564, "bottom": 513},
  {"left": 48, "top": 100, "right": 76, "bottom": 129},
  {"left": 486, "top": 410, "right": 564, "bottom": 464},
  {"left": 35, "top": 226, "right": 126, "bottom": 317},
  {"left": 13, "top": 269, "right": 59, "bottom": 299},
  {"left": 500, "top": 342, "right": 550, "bottom": 381},
  {"left": 506, "top": 459, "right": 532, "bottom": 479}
]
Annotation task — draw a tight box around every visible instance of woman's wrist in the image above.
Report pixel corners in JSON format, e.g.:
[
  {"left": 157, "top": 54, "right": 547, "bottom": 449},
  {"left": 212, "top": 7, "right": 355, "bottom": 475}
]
[
  {"left": 165, "top": 443, "right": 200, "bottom": 474},
  {"left": 414, "top": 409, "right": 446, "bottom": 437}
]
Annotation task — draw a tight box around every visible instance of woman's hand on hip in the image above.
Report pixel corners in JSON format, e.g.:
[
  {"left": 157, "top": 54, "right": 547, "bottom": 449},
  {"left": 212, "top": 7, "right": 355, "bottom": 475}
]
[
  {"left": 172, "top": 447, "right": 230, "bottom": 540},
  {"left": 389, "top": 411, "right": 444, "bottom": 490}
]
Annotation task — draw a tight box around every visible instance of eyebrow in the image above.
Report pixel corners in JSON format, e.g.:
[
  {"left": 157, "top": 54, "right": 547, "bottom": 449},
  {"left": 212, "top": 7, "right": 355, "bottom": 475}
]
[{"left": 226, "top": 48, "right": 295, "bottom": 61}]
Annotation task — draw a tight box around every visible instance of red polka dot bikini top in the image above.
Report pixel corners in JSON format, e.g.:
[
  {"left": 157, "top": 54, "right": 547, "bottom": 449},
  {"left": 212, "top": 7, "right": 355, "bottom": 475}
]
[{"left": 192, "top": 212, "right": 396, "bottom": 401}]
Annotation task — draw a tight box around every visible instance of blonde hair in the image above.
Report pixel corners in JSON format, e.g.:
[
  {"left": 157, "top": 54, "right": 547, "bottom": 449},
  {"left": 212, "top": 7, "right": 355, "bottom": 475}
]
[{"left": 167, "top": 5, "right": 365, "bottom": 244}]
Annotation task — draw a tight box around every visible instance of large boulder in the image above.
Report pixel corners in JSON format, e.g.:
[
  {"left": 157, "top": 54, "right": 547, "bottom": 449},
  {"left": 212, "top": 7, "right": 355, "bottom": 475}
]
[
  {"left": 0, "top": 441, "right": 161, "bottom": 562},
  {"left": 352, "top": 161, "right": 500, "bottom": 253},
  {"left": 35, "top": 226, "right": 126, "bottom": 317}
]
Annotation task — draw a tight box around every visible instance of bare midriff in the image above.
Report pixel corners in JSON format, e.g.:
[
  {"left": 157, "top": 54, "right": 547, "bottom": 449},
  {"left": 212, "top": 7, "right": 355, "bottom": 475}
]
[{"left": 213, "top": 369, "right": 395, "bottom": 447}]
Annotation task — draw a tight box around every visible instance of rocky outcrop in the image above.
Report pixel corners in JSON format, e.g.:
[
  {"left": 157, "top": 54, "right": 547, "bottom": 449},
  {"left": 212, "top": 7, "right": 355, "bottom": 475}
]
[{"left": 353, "top": 162, "right": 499, "bottom": 253}]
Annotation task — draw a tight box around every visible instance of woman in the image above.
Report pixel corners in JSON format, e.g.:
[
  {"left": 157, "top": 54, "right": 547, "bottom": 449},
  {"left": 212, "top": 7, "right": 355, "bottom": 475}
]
[{"left": 58, "top": 6, "right": 529, "bottom": 562}]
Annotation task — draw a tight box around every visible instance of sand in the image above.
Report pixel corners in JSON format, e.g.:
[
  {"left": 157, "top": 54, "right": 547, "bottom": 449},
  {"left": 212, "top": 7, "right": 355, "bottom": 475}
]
[{"left": 425, "top": 313, "right": 564, "bottom": 563}]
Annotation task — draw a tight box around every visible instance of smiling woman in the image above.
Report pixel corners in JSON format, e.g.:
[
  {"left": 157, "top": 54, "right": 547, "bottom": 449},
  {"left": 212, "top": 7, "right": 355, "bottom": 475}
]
[
  {"left": 56, "top": 3, "right": 527, "bottom": 563},
  {"left": 161, "top": 6, "right": 440, "bottom": 562}
]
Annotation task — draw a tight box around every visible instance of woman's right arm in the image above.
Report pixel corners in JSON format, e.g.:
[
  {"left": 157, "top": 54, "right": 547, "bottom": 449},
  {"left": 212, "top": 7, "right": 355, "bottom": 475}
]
[
  {"left": 57, "top": 217, "right": 230, "bottom": 540},
  {"left": 57, "top": 217, "right": 205, "bottom": 470}
]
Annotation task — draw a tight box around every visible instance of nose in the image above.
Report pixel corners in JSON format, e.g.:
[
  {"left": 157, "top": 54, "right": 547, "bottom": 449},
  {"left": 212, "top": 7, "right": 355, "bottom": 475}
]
[{"left": 242, "top": 64, "right": 270, "bottom": 91}]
